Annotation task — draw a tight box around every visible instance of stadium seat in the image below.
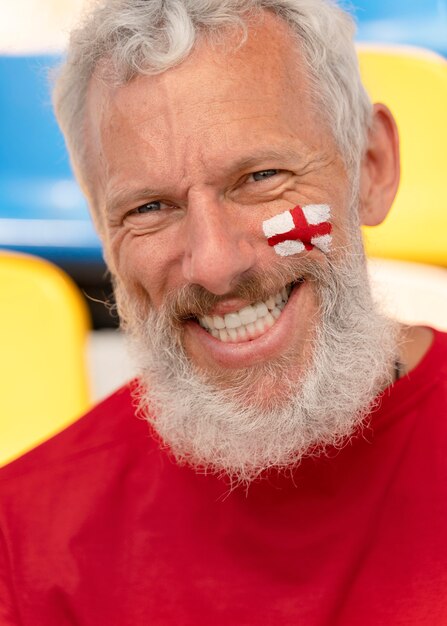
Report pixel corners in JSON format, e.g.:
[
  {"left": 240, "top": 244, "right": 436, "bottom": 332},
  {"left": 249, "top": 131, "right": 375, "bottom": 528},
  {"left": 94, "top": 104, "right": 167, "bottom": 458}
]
[
  {"left": 354, "top": 0, "right": 447, "bottom": 57},
  {"left": 358, "top": 46, "right": 447, "bottom": 266},
  {"left": 0, "top": 55, "right": 103, "bottom": 279},
  {"left": 0, "top": 251, "right": 92, "bottom": 466}
]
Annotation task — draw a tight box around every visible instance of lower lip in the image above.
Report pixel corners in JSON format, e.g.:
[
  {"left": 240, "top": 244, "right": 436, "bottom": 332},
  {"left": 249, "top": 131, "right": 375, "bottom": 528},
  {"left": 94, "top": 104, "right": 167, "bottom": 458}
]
[{"left": 183, "top": 281, "right": 311, "bottom": 369}]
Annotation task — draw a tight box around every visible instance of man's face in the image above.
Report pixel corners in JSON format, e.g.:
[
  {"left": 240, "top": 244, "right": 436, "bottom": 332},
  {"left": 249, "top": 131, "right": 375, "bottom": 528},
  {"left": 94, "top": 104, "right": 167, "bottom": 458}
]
[
  {"left": 84, "top": 15, "right": 396, "bottom": 481},
  {"left": 86, "top": 15, "right": 352, "bottom": 397}
]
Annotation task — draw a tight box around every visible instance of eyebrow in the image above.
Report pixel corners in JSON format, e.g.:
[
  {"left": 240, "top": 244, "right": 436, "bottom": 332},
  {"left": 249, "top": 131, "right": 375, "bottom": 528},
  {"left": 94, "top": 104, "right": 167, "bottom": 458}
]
[{"left": 105, "top": 186, "right": 162, "bottom": 218}]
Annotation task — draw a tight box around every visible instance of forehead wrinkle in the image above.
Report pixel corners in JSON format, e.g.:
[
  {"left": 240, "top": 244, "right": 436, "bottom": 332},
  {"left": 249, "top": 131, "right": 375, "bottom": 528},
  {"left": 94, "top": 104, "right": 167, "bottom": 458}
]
[{"left": 86, "top": 12, "right": 340, "bottom": 228}]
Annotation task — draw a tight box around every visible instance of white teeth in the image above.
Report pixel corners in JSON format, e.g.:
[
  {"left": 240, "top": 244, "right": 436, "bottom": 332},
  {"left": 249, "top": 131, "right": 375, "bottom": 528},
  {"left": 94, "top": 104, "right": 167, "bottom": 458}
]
[
  {"left": 237, "top": 326, "right": 248, "bottom": 341},
  {"left": 264, "top": 312, "right": 275, "bottom": 328},
  {"left": 219, "top": 329, "right": 229, "bottom": 342},
  {"left": 255, "top": 318, "right": 265, "bottom": 333},
  {"left": 254, "top": 302, "right": 269, "bottom": 318},
  {"left": 203, "top": 315, "right": 214, "bottom": 329},
  {"left": 239, "top": 305, "right": 257, "bottom": 325},
  {"left": 224, "top": 312, "right": 242, "bottom": 329},
  {"left": 246, "top": 322, "right": 257, "bottom": 338},
  {"left": 198, "top": 283, "right": 295, "bottom": 341},
  {"left": 227, "top": 328, "right": 238, "bottom": 342},
  {"left": 271, "top": 307, "right": 281, "bottom": 320},
  {"left": 265, "top": 296, "right": 276, "bottom": 310},
  {"left": 213, "top": 315, "right": 225, "bottom": 330}
]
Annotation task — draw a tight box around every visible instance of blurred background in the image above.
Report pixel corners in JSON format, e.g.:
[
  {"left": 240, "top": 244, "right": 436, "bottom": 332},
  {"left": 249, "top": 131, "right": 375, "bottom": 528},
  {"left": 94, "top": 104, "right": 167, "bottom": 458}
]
[
  {"left": 0, "top": 0, "right": 111, "bottom": 329},
  {"left": 0, "top": 0, "right": 446, "bottom": 439}
]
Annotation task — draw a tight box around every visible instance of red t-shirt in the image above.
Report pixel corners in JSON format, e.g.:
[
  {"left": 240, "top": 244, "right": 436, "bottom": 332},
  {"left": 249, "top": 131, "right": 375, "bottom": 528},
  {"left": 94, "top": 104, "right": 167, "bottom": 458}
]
[{"left": 1, "top": 329, "right": 447, "bottom": 625}]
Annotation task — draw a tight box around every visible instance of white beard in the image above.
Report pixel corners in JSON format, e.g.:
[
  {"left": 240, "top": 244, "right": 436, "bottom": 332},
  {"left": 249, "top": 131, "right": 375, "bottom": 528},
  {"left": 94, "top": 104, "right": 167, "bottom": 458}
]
[{"left": 118, "top": 218, "right": 397, "bottom": 486}]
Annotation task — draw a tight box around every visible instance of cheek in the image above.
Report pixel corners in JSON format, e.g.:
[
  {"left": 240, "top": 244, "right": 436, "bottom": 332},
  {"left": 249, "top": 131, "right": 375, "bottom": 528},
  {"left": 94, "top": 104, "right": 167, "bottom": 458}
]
[{"left": 110, "top": 232, "right": 181, "bottom": 308}]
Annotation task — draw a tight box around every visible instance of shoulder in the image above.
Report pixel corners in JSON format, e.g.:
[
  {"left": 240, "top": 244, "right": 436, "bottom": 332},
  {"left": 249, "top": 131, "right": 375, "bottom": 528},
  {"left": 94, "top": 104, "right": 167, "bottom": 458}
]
[
  {"left": 433, "top": 327, "right": 447, "bottom": 360},
  {"left": 0, "top": 380, "right": 152, "bottom": 488},
  {"left": 402, "top": 327, "right": 447, "bottom": 383},
  {"left": 0, "top": 382, "right": 168, "bottom": 623},
  {"left": 418, "top": 327, "right": 447, "bottom": 380},
  {"left": 379, "top": 327, "right": 447, "bottom": 422}
]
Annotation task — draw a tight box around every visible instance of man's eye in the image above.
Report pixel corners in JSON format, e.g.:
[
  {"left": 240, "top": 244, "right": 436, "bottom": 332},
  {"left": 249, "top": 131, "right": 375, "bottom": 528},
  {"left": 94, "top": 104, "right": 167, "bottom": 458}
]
[
  {"left": 250, "top": 169, "right": 279, "bottom": 182},
  {"left": 134, "top": 201, "right": 162, "bottom": 213}
]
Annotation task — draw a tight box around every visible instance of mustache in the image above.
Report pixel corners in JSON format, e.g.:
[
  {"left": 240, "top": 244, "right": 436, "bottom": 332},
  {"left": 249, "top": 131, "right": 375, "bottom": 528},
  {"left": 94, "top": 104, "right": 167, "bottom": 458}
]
[{"left": 161, "top": 256, "right": 329, "bottom": 324}]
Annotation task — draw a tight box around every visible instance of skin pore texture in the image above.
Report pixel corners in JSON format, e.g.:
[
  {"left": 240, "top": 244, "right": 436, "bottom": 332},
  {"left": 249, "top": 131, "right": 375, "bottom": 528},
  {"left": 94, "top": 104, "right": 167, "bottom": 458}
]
[{"left": 85, "top": 12, "right": 433, "bottom": 483}]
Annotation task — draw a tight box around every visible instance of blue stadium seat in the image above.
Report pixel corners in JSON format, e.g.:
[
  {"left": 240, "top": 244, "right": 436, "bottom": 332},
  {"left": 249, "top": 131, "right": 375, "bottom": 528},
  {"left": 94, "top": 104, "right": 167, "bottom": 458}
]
[
  {"left": 0, "top": 55, "right": 103, "bottom": 281},
  {"left": 352, "top": 0, "right": 447, "bottom": 57}
]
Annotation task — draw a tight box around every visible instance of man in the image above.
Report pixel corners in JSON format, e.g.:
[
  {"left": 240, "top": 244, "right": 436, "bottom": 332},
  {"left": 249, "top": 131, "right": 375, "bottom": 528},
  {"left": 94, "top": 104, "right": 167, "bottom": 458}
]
[{"left": 1, "top": 0, "right": 446, "bottom": 624}]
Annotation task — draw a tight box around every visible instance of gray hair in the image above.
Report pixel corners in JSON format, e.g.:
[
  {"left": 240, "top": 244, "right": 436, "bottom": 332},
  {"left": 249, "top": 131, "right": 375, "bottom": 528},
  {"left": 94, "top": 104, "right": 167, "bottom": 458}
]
[{"left": 53, "top": 0, "right": 372, "bottom": 198}]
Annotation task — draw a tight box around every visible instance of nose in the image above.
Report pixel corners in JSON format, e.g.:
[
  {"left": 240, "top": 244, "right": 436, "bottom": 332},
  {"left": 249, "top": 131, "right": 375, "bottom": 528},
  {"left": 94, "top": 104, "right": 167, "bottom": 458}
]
[{"left": 181, "top": 195, "right": 256, "bottom": 295}]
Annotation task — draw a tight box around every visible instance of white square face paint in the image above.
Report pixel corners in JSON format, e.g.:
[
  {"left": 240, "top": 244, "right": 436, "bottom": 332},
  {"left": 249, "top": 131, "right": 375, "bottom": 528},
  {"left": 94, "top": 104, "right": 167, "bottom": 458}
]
[{"left": 262, "top": 204, "right": 332, "bottom": 257}]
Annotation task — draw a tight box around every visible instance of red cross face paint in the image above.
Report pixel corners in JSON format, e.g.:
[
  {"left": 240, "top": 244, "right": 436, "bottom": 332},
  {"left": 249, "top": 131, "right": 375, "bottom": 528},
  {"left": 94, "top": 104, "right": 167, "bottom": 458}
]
[{"left": 262, "top": 204, "right": 332, "bottom": 257}]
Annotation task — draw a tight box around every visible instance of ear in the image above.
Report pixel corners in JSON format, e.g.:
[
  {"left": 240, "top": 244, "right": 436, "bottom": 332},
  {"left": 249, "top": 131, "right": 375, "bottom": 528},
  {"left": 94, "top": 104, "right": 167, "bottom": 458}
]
[{"left": 359, "top": 103, "right": 400, "bottom": 226}]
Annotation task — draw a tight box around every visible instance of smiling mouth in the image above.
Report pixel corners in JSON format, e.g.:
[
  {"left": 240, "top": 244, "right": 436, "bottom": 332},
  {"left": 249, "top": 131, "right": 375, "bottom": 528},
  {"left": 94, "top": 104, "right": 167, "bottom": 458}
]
[{"left": 197, "top": 282, "right": 297, "bottom": 343}]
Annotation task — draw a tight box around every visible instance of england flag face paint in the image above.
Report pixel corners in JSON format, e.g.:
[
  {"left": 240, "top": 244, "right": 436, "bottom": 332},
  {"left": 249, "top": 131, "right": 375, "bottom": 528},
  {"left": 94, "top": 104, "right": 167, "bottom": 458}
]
[{"left": 262, "top": 204, "right": 333, "bottom": 257}]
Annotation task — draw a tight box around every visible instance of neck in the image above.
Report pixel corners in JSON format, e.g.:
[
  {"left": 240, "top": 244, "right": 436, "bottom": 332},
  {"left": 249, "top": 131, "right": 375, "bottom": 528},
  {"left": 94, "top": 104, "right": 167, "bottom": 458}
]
[{"left": 394, "top": 324, "right": 434, "bottom": 379}]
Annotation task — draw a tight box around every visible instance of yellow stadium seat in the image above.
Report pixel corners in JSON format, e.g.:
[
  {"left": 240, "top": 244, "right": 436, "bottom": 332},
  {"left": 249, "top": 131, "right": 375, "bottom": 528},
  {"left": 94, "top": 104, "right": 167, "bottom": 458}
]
[
  {"left": 0, "top": 251, "right": 92, "bottom": 466},
  {"left": 358, "top": 45, "right": 447, "bottom": 266}
]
